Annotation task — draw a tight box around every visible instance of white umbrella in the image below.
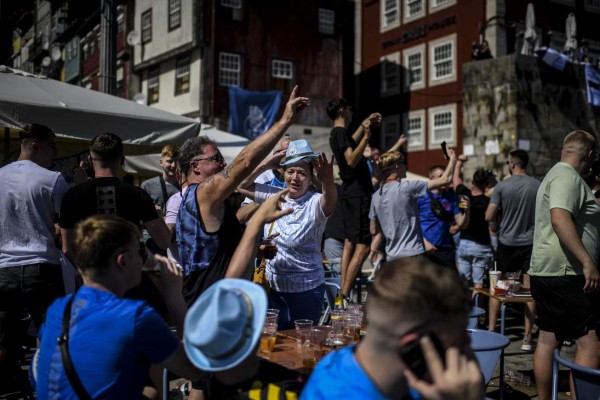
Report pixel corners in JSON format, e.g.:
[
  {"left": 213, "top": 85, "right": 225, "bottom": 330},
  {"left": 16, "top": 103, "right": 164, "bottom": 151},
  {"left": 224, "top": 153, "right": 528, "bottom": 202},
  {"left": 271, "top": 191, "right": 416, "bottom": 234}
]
[
  {"left": 521, "top": 3, "right": 538, "bottom": 55},
  {"left": 564, "top": 13, "right": 577, "bottom": 53}
]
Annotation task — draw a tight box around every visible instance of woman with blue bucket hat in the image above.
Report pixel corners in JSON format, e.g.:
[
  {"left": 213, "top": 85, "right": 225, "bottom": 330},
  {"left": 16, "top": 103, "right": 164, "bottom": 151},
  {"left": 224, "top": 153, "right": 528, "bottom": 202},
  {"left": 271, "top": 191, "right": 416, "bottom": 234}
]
[{"left": 238, "top": 139, "right": 337, "bottom": 329}]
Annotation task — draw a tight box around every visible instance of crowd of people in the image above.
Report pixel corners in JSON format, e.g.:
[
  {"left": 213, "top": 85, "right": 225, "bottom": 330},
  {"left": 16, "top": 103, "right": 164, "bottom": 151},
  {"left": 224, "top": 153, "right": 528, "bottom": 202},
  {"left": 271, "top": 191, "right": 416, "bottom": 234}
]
[{"left": 0, "top": 85, "right": 599, "bottom": 400}]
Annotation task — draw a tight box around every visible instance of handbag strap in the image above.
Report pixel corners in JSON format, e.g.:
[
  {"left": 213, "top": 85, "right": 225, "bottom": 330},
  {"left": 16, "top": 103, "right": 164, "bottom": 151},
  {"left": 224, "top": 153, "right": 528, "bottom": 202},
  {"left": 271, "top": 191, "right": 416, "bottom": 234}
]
[
  {"left": 159, "top": 175, "right": 169, "bottom": 216},
  {"left": 58, "top": 295, "right": 93, "bottom": 400}
]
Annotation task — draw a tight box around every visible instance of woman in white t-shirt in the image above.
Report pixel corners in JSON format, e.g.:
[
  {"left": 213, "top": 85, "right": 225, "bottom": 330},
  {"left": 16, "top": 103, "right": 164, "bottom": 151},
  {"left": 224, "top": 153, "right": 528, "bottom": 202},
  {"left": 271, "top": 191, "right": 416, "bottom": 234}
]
[{"left": 238, "top": 139, "right": 336, "bottom": 329}]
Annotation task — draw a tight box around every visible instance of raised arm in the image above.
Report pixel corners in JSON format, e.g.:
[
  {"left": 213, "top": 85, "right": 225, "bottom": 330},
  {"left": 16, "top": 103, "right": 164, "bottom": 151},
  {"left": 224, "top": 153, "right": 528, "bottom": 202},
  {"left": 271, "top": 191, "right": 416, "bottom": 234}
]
[
  {"left": 315, "top": 154, "right": 337, "bottom": 217},
  {"left": 225, "top": 189, "right": 293, "bottom": 279},
  {"left": 427, "top": 148, "right": 457, "bottom": 191},
  {"left": 387, "top": 134, "right": 408, "bottom": 154},
  {"left": 453, "top": 154, "right": 469, "bottom": 190},
  {"left": 198, "top": 86, "right": 308, "bottom": 208},
  {"left": 345, "top": 113, "right": 381, "bottom": 168},
  {"left": 237, "top": 147, "right": 287, "bottom": 200}
]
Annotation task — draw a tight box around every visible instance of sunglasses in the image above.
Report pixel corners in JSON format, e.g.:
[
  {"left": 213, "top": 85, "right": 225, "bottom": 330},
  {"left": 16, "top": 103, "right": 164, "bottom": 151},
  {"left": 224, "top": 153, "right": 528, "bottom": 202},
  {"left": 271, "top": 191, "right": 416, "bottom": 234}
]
[{"left": 192, "top": 153, "right": 225, "bottom": 165}]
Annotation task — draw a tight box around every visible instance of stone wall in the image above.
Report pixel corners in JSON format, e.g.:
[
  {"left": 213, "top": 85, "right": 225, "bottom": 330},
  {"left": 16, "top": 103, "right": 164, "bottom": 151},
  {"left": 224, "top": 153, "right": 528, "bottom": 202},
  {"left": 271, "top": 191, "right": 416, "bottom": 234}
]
[{"left": 462, "top": 53, "right": 600, "bottom": 183}]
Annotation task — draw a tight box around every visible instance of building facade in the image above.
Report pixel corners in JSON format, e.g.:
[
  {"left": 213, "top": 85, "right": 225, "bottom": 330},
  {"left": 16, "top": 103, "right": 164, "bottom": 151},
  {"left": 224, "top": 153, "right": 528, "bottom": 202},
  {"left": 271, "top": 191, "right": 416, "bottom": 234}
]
[{"left": 359, "top": 0, "right": 600, "bottom": 176}]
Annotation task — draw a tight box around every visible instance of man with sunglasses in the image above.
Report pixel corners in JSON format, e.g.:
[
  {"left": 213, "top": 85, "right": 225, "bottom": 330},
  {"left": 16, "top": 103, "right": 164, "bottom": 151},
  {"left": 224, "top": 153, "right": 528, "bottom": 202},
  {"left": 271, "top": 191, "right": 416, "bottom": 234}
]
[
  {"left": 301, "top": 257, "right": 484, "bottom": 400},
  {"left": 176, "top": 87, "right": 308, "bottom": 400}
]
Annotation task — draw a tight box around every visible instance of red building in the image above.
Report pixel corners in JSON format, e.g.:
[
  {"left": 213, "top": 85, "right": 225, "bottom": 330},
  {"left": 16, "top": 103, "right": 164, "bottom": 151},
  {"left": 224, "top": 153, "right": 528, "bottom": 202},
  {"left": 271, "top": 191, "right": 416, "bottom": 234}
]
[{"left": 358, "top": 0, "right": 600, "bottom": 176}]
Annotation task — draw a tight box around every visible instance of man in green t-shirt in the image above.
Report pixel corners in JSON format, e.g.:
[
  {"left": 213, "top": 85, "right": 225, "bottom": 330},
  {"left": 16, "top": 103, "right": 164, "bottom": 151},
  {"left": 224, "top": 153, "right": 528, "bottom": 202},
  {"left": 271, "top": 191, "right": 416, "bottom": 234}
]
[{"left": 529, "top": 130, "right": 600, "bottom": 400}]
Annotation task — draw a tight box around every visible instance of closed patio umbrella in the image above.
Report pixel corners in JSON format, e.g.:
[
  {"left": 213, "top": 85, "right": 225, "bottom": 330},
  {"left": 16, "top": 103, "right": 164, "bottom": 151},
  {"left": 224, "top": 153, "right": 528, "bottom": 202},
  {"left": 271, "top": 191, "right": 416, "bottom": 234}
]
[{"left": 521, "top": 3, "right": 538, "bottom": 55}]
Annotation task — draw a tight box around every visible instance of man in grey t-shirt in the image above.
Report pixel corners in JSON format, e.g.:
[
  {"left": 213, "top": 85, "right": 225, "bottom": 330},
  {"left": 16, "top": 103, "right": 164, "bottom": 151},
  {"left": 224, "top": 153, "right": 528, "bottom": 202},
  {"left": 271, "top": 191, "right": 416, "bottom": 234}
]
[
  {"left": 140, "top": 145, "right": 180, "bottom": 214},
  {"left": 485, "top": 149, "right": 540, "bottom": 351},
  {"left": 369, "top": 149, "right": 458, "bottom": 262}
]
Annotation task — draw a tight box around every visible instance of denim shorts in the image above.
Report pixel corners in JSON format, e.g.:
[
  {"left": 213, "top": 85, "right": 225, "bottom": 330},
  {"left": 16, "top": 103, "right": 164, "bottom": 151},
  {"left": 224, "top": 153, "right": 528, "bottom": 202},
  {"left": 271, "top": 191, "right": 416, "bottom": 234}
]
[{"left": 457, "top": 239, "right": 494, "bottom": 284}]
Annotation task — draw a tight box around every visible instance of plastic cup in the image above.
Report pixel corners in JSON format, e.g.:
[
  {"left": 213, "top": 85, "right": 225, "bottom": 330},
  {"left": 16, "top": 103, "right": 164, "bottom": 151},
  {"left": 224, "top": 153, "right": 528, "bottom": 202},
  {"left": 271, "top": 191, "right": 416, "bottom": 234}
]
[
  {"left": 265, "top": 310, "right": 279, "bottom": 325},
  {"left": 301, "top": 342, "right": 318, "bottom": 369},
  {"left": 259, "top": 322, "right": 277, "bottom": 358},
  {"left": 343, "top": 314, "right": 362, "bottom": 344},
  {"left": 489, "top": 270, "right": 502, "bottom": 294},
  {"left": 294, "top": 319, "right": 314, "bottom": 342}
]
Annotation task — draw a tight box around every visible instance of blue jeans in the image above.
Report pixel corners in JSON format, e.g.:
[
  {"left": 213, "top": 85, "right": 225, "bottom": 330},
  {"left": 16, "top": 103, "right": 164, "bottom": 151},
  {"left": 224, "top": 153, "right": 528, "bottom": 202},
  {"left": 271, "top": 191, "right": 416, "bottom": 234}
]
[
  {"left": 269, "top": 284, "right": 326, "bottom": 330},
  {"left": 457, "top": 239, "right": 493, "bottom": 284}
]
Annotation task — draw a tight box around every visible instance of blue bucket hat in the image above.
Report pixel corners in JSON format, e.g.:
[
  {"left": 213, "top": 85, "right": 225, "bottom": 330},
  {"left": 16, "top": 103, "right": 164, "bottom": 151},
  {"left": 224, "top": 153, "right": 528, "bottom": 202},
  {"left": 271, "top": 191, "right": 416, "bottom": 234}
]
[
  {"left": 183, "top": 279, "right": 267, "bottom": 371},
  {"left": 280, "top": 139, "right": 320, "bottom": 166}
]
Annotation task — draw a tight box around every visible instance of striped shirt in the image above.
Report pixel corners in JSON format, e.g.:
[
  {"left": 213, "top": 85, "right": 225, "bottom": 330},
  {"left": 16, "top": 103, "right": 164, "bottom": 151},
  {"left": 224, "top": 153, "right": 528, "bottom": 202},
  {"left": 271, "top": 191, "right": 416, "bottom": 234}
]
[{"left": 255, "top": 184, "right": 328, "bottom": 293}]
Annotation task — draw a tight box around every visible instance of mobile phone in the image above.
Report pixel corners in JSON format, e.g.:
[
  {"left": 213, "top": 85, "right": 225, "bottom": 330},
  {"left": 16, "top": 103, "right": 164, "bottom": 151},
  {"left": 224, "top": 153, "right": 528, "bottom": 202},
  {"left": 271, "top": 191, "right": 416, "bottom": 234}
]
[
  {"left": 398, "top": 332, "right": 446, "bottom": 382},
  {"left": 441, "top": 141, "right": 449, "bottom": 160}
]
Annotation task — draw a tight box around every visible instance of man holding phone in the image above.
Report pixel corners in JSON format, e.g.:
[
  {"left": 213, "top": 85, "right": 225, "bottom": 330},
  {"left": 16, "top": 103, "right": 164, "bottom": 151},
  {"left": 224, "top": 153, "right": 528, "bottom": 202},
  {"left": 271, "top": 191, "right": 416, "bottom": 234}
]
[{"left": 301, "top": 257, "right": 484, "bottom": 400}]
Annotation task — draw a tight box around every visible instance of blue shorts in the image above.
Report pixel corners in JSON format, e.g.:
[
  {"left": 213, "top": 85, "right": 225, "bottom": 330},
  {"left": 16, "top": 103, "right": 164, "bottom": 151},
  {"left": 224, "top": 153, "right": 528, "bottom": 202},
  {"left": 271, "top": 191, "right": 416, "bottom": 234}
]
[{"left": 457, "top": 239, "right": 493, "bottom": 284}]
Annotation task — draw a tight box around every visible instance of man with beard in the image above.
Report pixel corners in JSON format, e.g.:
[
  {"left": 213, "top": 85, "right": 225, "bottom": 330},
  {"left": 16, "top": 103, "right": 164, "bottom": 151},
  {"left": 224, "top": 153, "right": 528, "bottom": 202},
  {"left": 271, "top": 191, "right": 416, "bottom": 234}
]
[{"left": 485, "top": 149, "right": 539, "bottom": 351}]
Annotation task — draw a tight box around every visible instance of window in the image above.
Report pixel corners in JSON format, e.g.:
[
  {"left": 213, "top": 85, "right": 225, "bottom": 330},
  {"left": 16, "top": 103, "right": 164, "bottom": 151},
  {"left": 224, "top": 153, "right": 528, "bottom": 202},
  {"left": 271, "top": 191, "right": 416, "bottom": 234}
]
[
  {"left": 169, "top": 0, "right": 181, "bottom": 30},
  {"left": 381, "top": 52, "right": 400, "bottom": 96},
  {"left": 272, "top": 59, "right": 293, "bottom": 92},
  {"left": 405, "top": 110, "right": 425, "bottom": 150},
  {"left": 430, "top": 0, "right": 456, "bottom": 13},
  {"left": 381, "top": 115, "right": 401, "bottom": 150},
  {"left": 175, "top": 56, "right": 190, "bottom": 95},
  {"left": 403, "top": 44, "right": 425, "bottom": 91},
  {"left": 585, "top": 0, "right": 600, "bottom": 12},
  {"left": 219, "top": 52, "right": 241, "bottom": 87},
  {"left": 221, "top": 0, "right": 241, "bottom": 8},
  {"left": 381, "top": 0, "right": 400, "bottom": 32},
  {"left": 428, "top": 104, "right": 456, "bottom": 147},
  {"left": 429, "top": 34, "right": 456, "bottom": 86},
  {"left": 405, "top": 0, "right": 424, "bottom": 22},
  {"left": 272, "top": 60, "right": 293, "bottom": 79},
  {"left": 318, "top": 8, "right": 335, "bottom": 35},
  {"left": 148, "top": 67, "right": 160, "bottom": 104},
  {"left": 142, "top": 9, "right": 152, "bottom": 44}
]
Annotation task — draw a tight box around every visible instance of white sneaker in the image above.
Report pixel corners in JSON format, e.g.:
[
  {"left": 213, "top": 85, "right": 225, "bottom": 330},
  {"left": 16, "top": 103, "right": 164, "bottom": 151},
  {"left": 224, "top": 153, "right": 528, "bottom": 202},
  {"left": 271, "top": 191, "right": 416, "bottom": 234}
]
[{"left": 521, "top": 335, "right": 533, "bottom": 351}]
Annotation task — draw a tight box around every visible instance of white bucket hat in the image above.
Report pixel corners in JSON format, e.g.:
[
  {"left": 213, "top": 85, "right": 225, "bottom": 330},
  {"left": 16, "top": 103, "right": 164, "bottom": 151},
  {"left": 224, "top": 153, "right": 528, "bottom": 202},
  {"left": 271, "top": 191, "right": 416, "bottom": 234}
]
[{"left": 183, "top": 279, "right": 267, "bottom": 371}]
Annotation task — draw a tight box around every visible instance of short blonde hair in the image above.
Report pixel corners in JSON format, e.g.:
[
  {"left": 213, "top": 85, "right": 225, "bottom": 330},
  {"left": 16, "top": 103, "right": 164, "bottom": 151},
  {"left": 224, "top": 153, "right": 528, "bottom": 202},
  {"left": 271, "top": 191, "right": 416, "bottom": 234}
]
[
  {"left": 563, "top": 130, "right": 596, "bottom": 152},
  {"left": 161, "top": 145, "right": 180, "bottom": 159},
  {"left": 377, "top": 151, "right": 405, "bottom": 177}
]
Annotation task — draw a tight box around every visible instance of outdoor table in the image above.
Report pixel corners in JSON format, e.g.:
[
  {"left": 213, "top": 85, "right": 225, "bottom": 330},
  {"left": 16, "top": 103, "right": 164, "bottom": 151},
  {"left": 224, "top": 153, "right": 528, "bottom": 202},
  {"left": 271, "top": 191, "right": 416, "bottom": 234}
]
[
  {"left": 258, "top": 329, "right": 312, "bottom": 374},
  {"left": 473, "top": 287, "right": 535, "bottom": 400}
]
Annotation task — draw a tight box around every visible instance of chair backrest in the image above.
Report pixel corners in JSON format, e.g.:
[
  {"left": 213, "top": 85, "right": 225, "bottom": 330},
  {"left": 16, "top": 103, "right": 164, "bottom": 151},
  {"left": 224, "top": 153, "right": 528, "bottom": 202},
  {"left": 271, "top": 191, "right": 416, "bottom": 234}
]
[
  {"left": 468, "top": 329, "right": 510, "bottom": 385},
  {"left": 319, "top": 278, "right": 342, "bottom": 325},
  {"left": 552, "top": 349, "right": 600, "bottom": 400},
  {"left": 468, "top": 306, "right": 486, "bottom": 329},
  {"left": 324, "top": 278, "right": 341, "bottom": 310}
]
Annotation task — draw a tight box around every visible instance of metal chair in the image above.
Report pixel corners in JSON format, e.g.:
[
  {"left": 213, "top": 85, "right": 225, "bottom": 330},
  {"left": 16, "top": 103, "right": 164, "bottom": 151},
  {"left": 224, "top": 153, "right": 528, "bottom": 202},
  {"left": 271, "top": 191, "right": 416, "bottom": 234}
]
[
  {"left": 552, "top": 349, "right": 600, "bottom": 400},
  {"left": 319, "top": 278, "right": 341, "bottom": 325},
  {"left": 468, "top": 306, "right": 486, "bottom": 329},
  {"left": 468, "top": 328, "right": 510, "bottom": 386}
]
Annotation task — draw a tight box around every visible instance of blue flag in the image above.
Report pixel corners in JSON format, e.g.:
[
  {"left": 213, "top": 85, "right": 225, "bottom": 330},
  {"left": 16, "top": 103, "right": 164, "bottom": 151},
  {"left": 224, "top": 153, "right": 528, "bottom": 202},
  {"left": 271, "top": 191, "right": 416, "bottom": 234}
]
[
  {"left": 586, "top": 64, "right": 600, "bottom": 107},
  {"left": 228, "top": 87, "right": 282, "bottom": 139},
  {"left": 538, "top": 47, "right": 570, "bottom": 71}
]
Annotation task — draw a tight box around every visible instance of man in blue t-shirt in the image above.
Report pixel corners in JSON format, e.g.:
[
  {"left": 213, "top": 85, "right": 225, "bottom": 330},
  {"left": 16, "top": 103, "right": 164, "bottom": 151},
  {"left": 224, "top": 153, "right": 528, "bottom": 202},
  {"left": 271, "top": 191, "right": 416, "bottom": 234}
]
[
  {"left": 33, "top": 215, "right": 203, "bottom": 399},
  {"left": 301, "top": 258, "right": 484, "bottom": 400},
  {"left": 418, "top": 164, "right": 465, "bottom": 269}
]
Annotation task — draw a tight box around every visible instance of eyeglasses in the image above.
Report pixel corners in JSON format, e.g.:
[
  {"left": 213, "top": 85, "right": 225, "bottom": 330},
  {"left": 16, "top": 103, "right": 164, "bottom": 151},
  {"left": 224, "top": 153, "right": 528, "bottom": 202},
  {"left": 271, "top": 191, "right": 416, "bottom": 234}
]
[{"left": 192, "top": 153, "right": 225, "bottom": 165}]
